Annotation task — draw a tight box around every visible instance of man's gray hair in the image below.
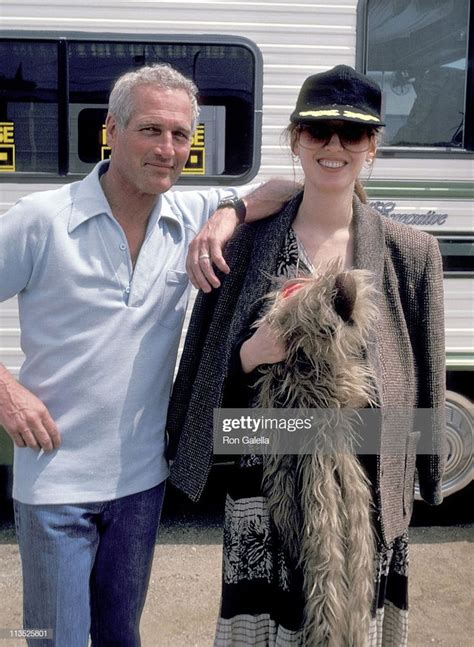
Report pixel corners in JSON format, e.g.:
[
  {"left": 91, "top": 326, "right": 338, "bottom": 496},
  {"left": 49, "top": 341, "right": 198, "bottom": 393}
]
[{"left": 108, "top": 63, "right": 199, "bottom": 131}]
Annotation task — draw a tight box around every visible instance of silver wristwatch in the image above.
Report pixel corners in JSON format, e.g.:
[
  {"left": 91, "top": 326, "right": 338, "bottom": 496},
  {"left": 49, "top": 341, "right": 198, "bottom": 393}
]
[{"left": 217, "top": 196, "right": 247, "bottom": 222}]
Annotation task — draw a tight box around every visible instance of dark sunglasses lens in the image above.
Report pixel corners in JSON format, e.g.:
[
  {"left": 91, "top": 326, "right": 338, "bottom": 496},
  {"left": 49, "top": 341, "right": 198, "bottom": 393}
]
[
  {"left": 306, "top": 124, "right": 331, "bottom": 141},
  {"left": 340, "top": 124, "right": 369, "bottom": 144}
]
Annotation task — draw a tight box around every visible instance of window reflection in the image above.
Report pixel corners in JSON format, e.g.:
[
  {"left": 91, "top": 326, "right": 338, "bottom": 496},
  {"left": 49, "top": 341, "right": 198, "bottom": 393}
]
[
  {"left": 68, "top": 41, "right": 255, "bottom": 176},
  {"left": 0, "top": 41, "right": 58, "bottom": 172},
  {"left": 366, "top": 0, "right": 469, "bottom": 148}
]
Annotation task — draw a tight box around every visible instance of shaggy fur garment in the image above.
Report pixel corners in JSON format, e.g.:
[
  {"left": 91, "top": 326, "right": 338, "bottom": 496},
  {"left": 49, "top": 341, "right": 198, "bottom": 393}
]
[{"left": 254, "top": 264, "right": 379, "bottom": 646}]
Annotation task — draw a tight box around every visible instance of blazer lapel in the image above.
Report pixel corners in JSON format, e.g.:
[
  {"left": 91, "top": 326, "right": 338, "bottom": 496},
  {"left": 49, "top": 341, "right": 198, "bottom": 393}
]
[
  {"left": 353, "top": 197, "right": 385, "bottom": 287},
  {"left": 229, "top": 192, "right": 304, "bottom": 344}
]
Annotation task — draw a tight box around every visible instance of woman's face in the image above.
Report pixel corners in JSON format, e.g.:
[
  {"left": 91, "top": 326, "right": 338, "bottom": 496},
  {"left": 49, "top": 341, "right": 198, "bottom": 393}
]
[{"left": 293, "top": 120, "right": 377, "bottom": 194}]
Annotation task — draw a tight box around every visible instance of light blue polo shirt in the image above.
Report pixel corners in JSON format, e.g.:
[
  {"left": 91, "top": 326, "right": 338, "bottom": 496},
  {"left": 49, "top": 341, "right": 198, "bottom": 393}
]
[{"left": 0, "top": 161, "right": 235, "bottom": 504}]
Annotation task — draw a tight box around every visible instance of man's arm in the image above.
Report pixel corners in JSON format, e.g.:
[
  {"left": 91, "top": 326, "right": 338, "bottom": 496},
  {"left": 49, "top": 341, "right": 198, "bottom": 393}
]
[
  {"left": 186, "top": 178, "right": 301, "bottom": 292},
  {"left": 0, "top": 364, "right": 60, "bottom": 452},
  {"left": 0, "top": 200, "right": 60, "bottom": 452}
]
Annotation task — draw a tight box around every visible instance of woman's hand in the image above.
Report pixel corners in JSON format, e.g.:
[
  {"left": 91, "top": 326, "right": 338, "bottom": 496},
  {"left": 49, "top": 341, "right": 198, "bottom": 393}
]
[{"left": 240, "top": 322, "right": 286, "bottom": 373}]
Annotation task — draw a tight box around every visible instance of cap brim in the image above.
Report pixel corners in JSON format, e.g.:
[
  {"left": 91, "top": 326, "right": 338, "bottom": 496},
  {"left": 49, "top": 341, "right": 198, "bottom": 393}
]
[{"left": 291, "top": 105, "right": 385, "bottom": 126}]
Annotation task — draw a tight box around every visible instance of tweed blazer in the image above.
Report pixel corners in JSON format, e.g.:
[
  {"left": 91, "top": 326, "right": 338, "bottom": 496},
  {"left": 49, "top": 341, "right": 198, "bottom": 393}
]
[{"left": 166, "top": 192, "right": 446, "bottom": 546}]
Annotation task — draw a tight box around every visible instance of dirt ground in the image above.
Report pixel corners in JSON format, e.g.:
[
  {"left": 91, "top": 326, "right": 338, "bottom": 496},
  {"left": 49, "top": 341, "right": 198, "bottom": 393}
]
[
  {"left": 0, "top": 478, "right": 474, "bottom": 647},
  {"left": 0, "top": 482, "right": 472, "bottom": 646}
]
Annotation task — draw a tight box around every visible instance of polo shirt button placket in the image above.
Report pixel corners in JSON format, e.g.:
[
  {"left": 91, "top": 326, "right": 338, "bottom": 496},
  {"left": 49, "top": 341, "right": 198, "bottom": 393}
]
[{"left": 124, "top": 285, "right": 131, "bottom": 303}]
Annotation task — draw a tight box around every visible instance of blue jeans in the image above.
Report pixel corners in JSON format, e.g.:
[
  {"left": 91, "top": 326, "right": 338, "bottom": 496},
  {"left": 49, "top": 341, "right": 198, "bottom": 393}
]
[{"left": 14, "top": 482, "right": 165, "bottom": 647}]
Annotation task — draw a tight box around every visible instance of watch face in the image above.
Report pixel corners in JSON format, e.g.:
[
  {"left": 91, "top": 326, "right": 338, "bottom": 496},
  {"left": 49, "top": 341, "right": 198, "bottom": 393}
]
[{"left": 219, "top": 197, "right": 238, "bottom": 207}]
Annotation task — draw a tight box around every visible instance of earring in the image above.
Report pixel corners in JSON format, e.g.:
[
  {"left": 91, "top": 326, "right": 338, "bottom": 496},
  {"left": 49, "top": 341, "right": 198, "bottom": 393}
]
[{"left": 366, "top": 157, "right": 373, "bottom": 166}]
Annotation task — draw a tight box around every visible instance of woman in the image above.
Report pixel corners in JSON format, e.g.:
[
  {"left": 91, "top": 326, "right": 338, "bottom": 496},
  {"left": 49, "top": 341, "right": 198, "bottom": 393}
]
[{"left": 167, "top": 65, "right": 446, "bottom": 645}]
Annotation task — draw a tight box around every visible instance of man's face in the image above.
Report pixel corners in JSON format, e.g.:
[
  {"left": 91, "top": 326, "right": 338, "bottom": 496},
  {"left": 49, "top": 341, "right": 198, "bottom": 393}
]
[{"left": 106, "top": 84, "right": 193, "bottom": 196}]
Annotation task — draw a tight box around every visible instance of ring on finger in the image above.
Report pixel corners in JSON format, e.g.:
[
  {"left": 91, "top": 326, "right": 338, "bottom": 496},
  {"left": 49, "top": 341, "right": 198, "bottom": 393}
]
[{"left": 199, "top": 254, "right": 211, "bottom": 260}]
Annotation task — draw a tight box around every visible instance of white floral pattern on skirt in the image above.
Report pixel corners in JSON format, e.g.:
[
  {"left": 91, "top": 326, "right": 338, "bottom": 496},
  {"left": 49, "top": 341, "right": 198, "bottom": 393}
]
[{"left": 215, "top": 489, "right": 409, "bottom": 647}]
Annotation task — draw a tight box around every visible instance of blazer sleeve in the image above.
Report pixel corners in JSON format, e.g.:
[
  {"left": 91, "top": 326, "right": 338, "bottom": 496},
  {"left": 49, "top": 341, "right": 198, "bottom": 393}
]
[
  {"left": 166, "top": 221, "right": 257, "bottom": 497},
  {"left": 415, "top": 235, "right": 447, "bottom": 505},
  {"left": 166, "top": 285, "right": 220, "bottom": 461}
]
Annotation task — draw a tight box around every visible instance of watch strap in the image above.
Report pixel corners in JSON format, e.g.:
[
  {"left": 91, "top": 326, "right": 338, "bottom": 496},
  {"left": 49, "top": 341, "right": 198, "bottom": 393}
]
[{"left": 217, "top": 196, "right": 247, "bottom": 223}]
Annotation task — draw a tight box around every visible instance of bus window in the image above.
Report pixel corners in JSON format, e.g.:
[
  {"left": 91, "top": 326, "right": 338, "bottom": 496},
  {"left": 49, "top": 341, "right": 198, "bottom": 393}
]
[
  {"left": 0, "top": 35, "right": 262, "bottom": 183},
  {"left": 364, "top": 0, "right": 470, "bottom": 149},
  {"left": 0, "top": 40, "right": 58, "bottom": 173},
  {"left": 438, "top": 238, "right": 474, "bottom": 275}
]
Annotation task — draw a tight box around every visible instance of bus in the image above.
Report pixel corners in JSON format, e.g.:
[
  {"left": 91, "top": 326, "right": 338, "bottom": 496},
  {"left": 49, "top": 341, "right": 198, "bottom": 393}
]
[{"left": 0, "top": 0, "right": 472, "bottom": 506}]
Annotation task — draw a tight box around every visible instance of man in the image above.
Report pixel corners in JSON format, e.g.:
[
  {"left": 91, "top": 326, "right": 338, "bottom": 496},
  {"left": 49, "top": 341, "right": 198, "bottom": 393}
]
[{"left": 0, "top": 64, "right": 296, "bottom": 646}]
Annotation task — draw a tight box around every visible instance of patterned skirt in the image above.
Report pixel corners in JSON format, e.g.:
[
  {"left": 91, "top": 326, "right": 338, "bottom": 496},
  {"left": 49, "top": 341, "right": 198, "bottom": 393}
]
[{"left": 214, "top": 458, "right": 409, "bottom": 647}]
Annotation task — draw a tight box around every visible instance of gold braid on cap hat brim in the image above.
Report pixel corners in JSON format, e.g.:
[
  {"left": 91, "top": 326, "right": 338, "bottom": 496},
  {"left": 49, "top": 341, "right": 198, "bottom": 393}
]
[{"left": 298, "top": 108, "right": 381, "bottom": 122}]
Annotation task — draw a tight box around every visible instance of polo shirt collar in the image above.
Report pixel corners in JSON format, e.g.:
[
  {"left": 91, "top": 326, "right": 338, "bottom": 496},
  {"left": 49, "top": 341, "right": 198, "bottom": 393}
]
[{"left": 68, "top": 161, "right": 114, "bottom": 233}]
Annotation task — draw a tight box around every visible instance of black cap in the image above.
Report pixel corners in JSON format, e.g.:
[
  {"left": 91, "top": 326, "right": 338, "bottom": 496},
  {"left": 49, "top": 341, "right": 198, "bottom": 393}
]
[{"left": 290, "top": 65, "right": 385, "bottom": 126}]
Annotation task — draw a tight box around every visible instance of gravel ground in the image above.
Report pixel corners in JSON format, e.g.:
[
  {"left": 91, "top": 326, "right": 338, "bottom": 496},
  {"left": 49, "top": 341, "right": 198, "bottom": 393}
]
[{"left": 0, "top": 480, "right": 472, "bottom": 646}]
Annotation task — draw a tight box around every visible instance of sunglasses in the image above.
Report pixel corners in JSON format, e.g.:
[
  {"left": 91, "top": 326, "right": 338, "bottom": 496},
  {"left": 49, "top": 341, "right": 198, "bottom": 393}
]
[{"left": 297, "top": 123, "right": 374, "bottom": 152}]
